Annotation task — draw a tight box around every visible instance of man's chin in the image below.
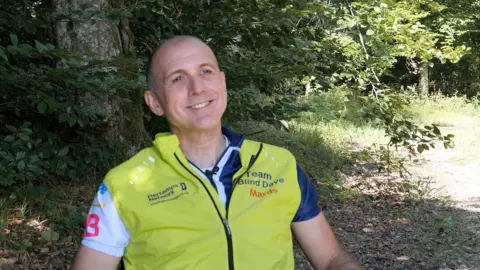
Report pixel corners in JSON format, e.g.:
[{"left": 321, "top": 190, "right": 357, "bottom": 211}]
[{"left": 188, "top": 120, "right": 222, "bottom": 132}]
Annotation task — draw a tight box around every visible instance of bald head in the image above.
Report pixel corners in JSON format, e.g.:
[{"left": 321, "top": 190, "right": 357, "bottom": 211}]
[{"left": 147, "top": 36, "right": 218, "bottom": 91}]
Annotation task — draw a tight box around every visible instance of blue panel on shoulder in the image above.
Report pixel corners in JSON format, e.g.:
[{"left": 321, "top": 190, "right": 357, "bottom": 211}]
[{"left": 293, "top": 164, "right": 321, "bottom": 222}]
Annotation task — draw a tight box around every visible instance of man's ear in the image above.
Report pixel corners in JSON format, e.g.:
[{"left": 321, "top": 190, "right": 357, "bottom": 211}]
[
  {"left": 220, "top": 71, "right": 226, "bottom": 88},
  {"left": 144, "top": 90, "right": 164, "bottom": 116}
]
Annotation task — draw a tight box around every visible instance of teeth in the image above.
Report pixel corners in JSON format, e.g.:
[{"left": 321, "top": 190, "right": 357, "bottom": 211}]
[{"left": 190, "top": 101, "right": 210, "bottom": 109}]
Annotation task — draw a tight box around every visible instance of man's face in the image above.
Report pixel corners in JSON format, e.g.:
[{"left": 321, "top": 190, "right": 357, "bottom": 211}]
[{"left": 146, "top": 40, "right": 227, "bottom": 132}]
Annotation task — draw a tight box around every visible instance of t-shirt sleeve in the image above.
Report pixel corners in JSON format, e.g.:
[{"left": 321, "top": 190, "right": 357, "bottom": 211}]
[
  {"left": 293, "top": 164, "right": 322, "bottom": 222},
  {"left": 81, "top": 183, "right": 130, "bottom": 257}
]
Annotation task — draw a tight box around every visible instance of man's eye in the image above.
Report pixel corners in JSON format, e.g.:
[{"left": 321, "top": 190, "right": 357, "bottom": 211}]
[
  {"left": 201, "top": 69, "right": 212, "bottom": 75},
  {"left": 172, "top": 76, "right": 182, "bottom": 83}
]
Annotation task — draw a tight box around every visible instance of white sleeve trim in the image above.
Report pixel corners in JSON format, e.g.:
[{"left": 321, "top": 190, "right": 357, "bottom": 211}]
[{"left": 81, "top": 239, "right": 125, "bottom": 258}]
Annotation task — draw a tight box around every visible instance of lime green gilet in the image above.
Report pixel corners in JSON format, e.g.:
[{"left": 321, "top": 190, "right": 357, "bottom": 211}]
[{"left": 104, "top": 132, "right": 301, "bottom": 270}]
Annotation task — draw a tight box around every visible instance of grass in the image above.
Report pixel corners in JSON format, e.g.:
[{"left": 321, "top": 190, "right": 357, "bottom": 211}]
[
  {"left": 405, "top": 94, "right": 480, "bottom": 164},
  {"left": 405, "top": 94, "right": 480, "bottom": 127}
]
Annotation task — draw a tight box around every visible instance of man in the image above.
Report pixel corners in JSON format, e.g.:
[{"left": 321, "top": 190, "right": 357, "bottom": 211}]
[{"left": 73, "top": 36, "right": 361, "bottom": 270}]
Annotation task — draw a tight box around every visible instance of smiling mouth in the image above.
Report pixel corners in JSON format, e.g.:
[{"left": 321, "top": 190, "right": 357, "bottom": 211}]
[{"left": 188, "top": 100, "right": 211, "bottom": 109}]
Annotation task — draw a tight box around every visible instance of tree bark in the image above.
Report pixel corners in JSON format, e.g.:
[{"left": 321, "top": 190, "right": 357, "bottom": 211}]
[
  {"left": 54, "top": 0, "right": 150, "bottom": 158},
  {"left": 418, "top": 61, "right": 429, "bottom": 98}
]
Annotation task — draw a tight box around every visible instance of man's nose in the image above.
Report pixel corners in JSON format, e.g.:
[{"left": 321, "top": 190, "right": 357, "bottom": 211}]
[{"left": 188, "top": 76, "right": 204, "bottom": 95}]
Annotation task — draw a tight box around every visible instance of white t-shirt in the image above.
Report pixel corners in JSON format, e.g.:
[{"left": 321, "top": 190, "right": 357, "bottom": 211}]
[{"left": 82, "top": 137, "right": 235, "bottom": 257}]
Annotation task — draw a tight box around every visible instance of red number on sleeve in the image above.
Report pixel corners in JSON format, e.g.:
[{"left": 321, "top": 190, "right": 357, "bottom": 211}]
[{"left": 83, "top": 214, "right": 100, "bottom": 237}]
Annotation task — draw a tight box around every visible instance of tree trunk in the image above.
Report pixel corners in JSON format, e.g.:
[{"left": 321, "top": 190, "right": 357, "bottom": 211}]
[
  {"left": 418, "top": 61, "right": 429, "bottom": 98},
  {"left": 54, "top": 0, "right": 150, "bottom": 158}
]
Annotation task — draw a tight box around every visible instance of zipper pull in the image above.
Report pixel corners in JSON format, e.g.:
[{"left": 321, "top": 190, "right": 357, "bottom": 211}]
[{"left": 223, "top": 219, "right": 231, "bottom": 235}]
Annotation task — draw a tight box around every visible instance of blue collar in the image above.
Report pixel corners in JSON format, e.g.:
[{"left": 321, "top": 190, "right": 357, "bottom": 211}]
[{"left": 222, "top": 126, "right": 245, "bottom": 148}]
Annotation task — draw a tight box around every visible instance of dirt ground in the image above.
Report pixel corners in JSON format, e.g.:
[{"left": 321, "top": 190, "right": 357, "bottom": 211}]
[{"left": 295, "top": 125, "right": 480, "bottom": 270}]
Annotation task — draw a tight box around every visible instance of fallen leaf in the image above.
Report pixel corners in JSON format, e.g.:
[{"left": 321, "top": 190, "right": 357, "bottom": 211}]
[
  {"left": 41, "top": 230, "right": 60, "bottom": 242},
  {"left": 363, "top": 228, "right": 373, "bottom": 233}
]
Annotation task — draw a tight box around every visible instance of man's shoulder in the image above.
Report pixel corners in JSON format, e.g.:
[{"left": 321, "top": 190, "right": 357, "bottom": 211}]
[{"left": 104, "top": 146, "right": 159, "bottom": 185}]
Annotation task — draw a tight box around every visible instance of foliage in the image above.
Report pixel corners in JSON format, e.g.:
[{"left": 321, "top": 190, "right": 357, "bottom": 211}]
[
  {"left": 428, "top": 0, "right": 480, "bottom": 97},
  {"left": 372, "top": 94, "right": 455, "bottom": 153},
  {"left": 1, "top": 0, "right": 478, "bottom": 189},
  {"left": 0, "top": 0, "right": 142, "bottom": 188}
]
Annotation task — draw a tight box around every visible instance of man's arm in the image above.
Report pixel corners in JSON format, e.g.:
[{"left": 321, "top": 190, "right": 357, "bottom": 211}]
[
  {"left": 292, "top": 213, "right": 361, "bottom": 270},
  {"left": 73, "top": 184, "right": 129, "bottom": 269},
  {"left": 72, "top": 246, "right": 121, "bottom": 270}
]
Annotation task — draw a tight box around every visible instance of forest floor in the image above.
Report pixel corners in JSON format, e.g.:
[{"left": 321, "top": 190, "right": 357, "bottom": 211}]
[{"left": 295, "top": 120, "right": 480, "bottom": 269}]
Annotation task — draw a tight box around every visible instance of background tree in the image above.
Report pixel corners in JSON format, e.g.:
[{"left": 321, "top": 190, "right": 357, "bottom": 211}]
[
  {"left": 0, "top": 0, "right": 148, "bottom": 189},
  {"left": 54, "top": 0, "right": 149, "bottom": 155}
]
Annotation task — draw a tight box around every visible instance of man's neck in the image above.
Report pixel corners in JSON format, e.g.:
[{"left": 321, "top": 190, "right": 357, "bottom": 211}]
[{"left": 172, "top": 125, "right": 226, "bottom": 169}]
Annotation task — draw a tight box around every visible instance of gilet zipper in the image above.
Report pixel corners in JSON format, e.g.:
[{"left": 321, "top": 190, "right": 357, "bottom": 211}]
[{"left": 174, "top": 143, "right": 263, "bottom": 270}]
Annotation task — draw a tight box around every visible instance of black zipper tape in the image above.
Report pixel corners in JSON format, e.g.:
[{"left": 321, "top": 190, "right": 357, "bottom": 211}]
[{"left": 174, "top": 154, "right": 235, "bottom": 270}]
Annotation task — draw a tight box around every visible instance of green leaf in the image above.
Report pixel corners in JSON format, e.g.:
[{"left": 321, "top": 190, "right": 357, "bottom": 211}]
[
  {"left": 366, "top": 29, "right": 375, "bottom": 36},
  {"left": 6, "top": 125, "right": 16, "bottom": 132},
  {"left": 16, "top": 151, "right": 26, "bottom": 160},
  {"left": 0, "top": 47, "right": 8, "bottom": 62},
  {"left": 30, "top": 154, "right": 39, "bottom": 162},
  {"left": 447, "top": 141, "right": 455, "bottom": 149},
  {"left": 4, "top": 135, "right": 15, "bottom": 142},
  {"left": 20, "top": 128, "right": 33, "bottom": 135},
  {"left": 19, "top": 133, "right": 30, "bottom": 141},
  {"left": 35, "top": 40, "right": 47, "bottom": 52},
  {"left": 58, "top": 146, "right": 69, "bottom": 157},
  {"left": 37, "top": 102, "right": 47, "bottom": 114},
  {"left": 10, "top": 34, "right": 18, "bottom": 46},
  {"left": 68, "top": 115, "right": 77, "bottom": 127},
  {"left": 18, "top": 160, "right": 26, "bottom": 171},
  {"left": 417, "top": 144, "right": 425, "bottom": 154},
  {"left": 294, "top": 38, "right": 306, "bottom": 48},
  {"left": 41, "top": 231, "right": 59, "bottom": 242},
  {"left": 59, "top": 113, "right": 69, "bottom": 123},
  {"left": 77, "top": 117, "right": 85, "bottom": 127}
]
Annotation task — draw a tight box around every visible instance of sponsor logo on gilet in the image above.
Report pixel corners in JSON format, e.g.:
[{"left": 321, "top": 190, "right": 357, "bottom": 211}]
[{"left": 147, "top": 182, "right": 188, "bottom": 205}]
